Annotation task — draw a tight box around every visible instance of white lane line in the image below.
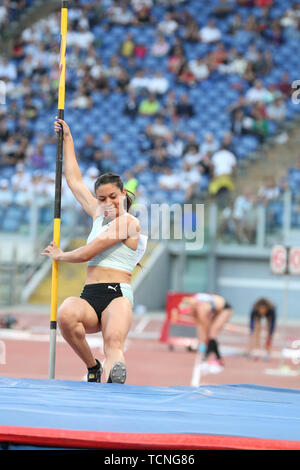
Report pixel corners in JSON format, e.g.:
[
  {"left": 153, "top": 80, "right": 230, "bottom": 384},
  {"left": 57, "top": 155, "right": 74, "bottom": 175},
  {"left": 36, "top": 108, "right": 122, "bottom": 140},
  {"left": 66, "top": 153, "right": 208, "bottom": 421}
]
[
  {"left": 132, "top": 316, "right": 151, "bottom": 335},
  {"left": 0, "top": 329, "right": 64, "bottom": 343},
  {"left": 225, "top": 324, "right": 249, "bottom": 334},
  {"left": 190, "top": 353, "right": 202, "bottom": 387}
]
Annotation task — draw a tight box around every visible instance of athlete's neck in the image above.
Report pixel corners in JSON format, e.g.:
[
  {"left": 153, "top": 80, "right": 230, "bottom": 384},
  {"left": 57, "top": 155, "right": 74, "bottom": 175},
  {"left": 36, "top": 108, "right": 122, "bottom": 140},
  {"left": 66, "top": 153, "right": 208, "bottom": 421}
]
[{"left": 103, "top": 210, "right": 127, "bottom": 225}]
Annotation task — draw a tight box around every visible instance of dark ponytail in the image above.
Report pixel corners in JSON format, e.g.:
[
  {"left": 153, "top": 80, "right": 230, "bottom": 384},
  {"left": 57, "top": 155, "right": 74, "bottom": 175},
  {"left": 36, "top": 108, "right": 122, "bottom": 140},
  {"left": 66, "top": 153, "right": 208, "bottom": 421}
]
[{"left": 94, "top": 172, "right": 135, "bottom": 211}]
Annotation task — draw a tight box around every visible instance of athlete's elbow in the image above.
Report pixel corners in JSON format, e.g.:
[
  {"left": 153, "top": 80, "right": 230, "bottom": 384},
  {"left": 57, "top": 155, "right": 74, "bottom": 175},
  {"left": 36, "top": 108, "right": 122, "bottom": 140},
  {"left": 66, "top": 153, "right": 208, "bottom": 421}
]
[{"left": 80, "top": 252, "right": 92, "bottom": 263}]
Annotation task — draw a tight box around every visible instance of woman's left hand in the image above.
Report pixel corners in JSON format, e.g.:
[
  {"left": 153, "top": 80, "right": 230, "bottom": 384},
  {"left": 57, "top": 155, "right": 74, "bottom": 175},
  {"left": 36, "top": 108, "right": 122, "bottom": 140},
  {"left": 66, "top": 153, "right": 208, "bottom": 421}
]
[{"left": 41, "top": 241, "right": 63, "bottom": 261}]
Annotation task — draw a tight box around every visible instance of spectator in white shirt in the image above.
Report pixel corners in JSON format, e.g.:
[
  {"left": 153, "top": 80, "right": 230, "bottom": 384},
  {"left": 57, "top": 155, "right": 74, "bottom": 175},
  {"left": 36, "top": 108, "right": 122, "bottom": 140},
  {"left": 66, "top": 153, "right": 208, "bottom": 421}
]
[
  {"left": 245, "top": 44, "right": 260, "bottom": 64},
  {"left": 108, "top": 3, "right": 135, "bottom": 25},
  {"left": 222, "top": 188, "right": 257, "bottom": 243},
  {"left": 188, "top": 57, "right": 210, "bottom": 81},
  {"left": 12, "top": 163, "right": 31, "bottom": 192},
  {"left": 71, "top": 27, "right": 94, "bottom": 50},
  {"left": 131, "top": 0, "right": 153, "bottom": 11},
  {"left": 200, "top": 19, "right": 222, "bottom": 43},
  {"left": 165, "top": 134, "right": 184, "bottom": 158},
  {"left": 158, "top": 167, "right": 181, "bottom": 190},
  {"left": 0, "top": 5, "right": 7, "bottom": 27},
  {"left": 200, "top": 133, "right": 220, "bottom": 155},
  {"left": 12, "top": 163, "right": 32, "bottom": 206},
  {"left": 129, "top": 69, "right": 151, "bottom": 94},
  {"left": 28, "top": 171, "right": 50, "bottom": 207},
  {"left": 245, "top": 79, "right": 273, "bottom": 103},
  {"left": 158, "top": 12, "right": 178, "bottom": 36},
  {"left": 266, "top": 96, "right": 286, "bottom": 123},
  {"left": 0, "top": 179, "right": 13, "bottom": 207},
  {"left": 211, "top": 147, "right": 237, "bottom": 178},
  {"left": 148, "top": 71, "right": 169, "bottom": 95},
  {"left": 151, "top": 34, "right": 170, "bottom": 57},
  {"left": 83, "top": 167, "right": 100, "bottom": 194},
  {"left": 0, "top": 57, "right": 17, "bottom": 81},
  {"left": 19, "top": 53, "right": 39, "bottom": 78},
  {"left": 258, "top": 177, "right": 280, "bottom": 203},
  {"left": 146, "top": 115, "right": 172, "bottom": 139},
  {"left": 183, "top": 147, "right": 202, "bottom": 166},
  {"left": 70, "top": 86, "right": 93, "bottom": 110},
  {"left": 180, "top": 162, "right": 202, "bottom": 201},
  {"left": 209, "top": 146, "right": 237, "bottom": 203},
  {"left": 90, "top": 58, "right": 107, "bottom": 80},
  {"left": 233, "top": 188, "right": 254, "bottom": 221}
]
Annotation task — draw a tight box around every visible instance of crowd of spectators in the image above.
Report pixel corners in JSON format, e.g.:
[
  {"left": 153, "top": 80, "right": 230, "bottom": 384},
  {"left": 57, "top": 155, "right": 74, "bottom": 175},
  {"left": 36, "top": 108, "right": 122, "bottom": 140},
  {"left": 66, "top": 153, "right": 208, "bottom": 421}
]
[
  {"left": 218, "top": 167, "right": 300, "bottom": 244},
  {"left": 0, "top": 0, "right": 299, "bottom": 236},
  {"left": 0, "top": 1, "right": 34, "bottom": 34}
]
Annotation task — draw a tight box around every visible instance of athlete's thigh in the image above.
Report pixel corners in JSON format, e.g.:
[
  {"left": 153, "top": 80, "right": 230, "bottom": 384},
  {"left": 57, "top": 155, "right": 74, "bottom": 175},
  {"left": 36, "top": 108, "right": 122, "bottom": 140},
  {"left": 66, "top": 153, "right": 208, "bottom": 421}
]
[
  {"left": 194, "top": 302, "right": 211, "bottom": 324},
  {"left": 210, "top": 308, "right": 232, "bottom": 336},
  {"left": 101, "top": 297, "right": 133, "bottom": 342},
  {"left": 59, "top": 296, "right": 101, "bottom": 334}
]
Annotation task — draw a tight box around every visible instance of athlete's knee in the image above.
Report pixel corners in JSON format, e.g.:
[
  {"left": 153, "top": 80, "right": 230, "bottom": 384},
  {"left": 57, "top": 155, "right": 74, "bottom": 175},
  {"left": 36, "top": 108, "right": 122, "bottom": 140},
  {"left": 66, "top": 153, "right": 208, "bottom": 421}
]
[
  {"left": 58, "top": 298, "right": 79, "bottom": 331},
  {"left": 104, "top": 331, "right": 124, "bottom": 352}
]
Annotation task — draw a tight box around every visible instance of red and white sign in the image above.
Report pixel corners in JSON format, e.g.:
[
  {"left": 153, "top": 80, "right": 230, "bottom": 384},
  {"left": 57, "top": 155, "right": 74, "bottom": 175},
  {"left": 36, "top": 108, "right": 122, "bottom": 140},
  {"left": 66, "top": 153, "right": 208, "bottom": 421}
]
[
  {"left": 270, "top": 245, "right": 287, "bottom": 275},
  {"left": 289, "top": 247, "right": 300, "bottom": 275}
]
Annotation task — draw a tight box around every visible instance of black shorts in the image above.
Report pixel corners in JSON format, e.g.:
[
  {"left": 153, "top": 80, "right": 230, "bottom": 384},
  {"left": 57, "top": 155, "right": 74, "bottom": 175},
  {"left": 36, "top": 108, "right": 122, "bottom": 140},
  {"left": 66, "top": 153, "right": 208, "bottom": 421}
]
[{"left": 80, "top": 283, "right": 123, "bottom": 322}]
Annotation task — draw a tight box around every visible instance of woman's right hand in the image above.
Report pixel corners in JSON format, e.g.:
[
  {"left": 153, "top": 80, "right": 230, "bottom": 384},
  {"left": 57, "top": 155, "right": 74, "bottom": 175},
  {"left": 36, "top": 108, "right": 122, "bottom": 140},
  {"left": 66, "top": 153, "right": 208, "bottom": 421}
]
[{"left": 54, "top": 117, "right": 71, "bottom": 139}]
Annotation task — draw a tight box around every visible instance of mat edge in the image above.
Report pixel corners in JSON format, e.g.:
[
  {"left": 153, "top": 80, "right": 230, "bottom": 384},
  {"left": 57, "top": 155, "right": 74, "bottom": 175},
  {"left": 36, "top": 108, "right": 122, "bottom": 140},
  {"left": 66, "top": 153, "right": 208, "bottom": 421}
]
[{"left": 1, "top": 425, "right": 300, "bottom": 450}]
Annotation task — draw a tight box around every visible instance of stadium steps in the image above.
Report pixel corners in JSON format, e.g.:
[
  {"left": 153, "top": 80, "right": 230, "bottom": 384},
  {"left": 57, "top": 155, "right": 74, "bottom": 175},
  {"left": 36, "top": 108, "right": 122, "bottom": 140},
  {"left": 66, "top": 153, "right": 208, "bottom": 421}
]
[
  {"left": 0, "top": 0, "right": 60, "bottom": 53},
  {"left": 235, "top": 119, "right": 300, "bottom": 195},
  {"left": 28, "top": 238, "right": 158, "bottom": 306}
]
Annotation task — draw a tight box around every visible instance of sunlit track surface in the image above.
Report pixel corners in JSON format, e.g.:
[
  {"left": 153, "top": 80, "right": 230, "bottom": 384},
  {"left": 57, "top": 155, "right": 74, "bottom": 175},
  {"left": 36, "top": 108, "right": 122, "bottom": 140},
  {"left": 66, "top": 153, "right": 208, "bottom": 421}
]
[{"left": 0, "top": 310, "right": 299, "bottom": 389}]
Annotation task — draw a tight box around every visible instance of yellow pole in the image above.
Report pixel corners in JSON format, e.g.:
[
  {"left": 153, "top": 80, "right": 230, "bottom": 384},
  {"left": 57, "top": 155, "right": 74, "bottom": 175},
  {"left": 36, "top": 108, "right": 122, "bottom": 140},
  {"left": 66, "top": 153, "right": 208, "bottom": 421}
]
[{"left": 49, "top": 1, "right": 68, "bottom": 379}]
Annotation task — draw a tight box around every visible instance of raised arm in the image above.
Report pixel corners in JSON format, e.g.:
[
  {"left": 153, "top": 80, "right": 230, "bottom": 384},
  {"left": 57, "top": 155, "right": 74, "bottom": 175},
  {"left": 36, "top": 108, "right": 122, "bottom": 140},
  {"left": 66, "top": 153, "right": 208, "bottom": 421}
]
[{"left": 54, "top": 118, "right": 98, "bottom": 217}]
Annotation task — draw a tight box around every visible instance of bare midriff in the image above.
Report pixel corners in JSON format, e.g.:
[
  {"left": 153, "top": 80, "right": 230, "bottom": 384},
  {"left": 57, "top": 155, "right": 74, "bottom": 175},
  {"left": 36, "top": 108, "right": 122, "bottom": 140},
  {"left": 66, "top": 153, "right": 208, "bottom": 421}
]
[{"left": 86, "top": 266, "right": 132, "bottom": 285}]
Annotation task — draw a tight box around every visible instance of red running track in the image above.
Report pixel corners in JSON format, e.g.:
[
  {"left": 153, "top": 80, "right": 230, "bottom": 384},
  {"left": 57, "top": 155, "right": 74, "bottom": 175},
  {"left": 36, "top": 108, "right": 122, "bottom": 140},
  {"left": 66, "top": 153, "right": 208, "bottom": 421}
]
[{"left": 0, "top": 310, "right": 299, "bottom": 389}]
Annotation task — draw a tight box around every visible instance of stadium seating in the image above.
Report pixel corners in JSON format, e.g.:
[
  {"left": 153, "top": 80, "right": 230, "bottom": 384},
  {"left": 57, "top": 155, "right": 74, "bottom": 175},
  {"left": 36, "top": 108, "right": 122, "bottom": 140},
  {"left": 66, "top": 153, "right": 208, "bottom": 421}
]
[{"left": 2, "top": 0, "right": 300, "bottom": 233}]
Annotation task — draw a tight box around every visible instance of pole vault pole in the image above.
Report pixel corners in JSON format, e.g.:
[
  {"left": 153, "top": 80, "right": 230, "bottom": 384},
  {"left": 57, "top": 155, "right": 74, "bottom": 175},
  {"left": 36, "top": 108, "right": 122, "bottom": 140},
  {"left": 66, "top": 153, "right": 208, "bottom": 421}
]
[{"left": 49, "top": 1, "right": 68, "bottom": 379}]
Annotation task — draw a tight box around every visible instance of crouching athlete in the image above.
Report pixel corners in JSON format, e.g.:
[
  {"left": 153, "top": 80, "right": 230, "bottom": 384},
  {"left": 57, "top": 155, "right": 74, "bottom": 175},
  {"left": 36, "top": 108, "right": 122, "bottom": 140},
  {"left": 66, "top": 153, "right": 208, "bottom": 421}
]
[
  {"left": 179, "top": 293, "right": 233, "bottom": 365},
  {"left": 42, "top": 118, "right": 147, "bottom": 384}
]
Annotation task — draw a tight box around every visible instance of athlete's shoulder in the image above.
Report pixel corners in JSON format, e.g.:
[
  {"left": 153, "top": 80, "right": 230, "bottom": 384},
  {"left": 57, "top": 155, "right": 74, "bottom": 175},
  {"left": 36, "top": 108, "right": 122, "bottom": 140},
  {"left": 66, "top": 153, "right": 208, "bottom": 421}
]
[{"left": 124, "top": 212, "right": 141, "bottom": 230}]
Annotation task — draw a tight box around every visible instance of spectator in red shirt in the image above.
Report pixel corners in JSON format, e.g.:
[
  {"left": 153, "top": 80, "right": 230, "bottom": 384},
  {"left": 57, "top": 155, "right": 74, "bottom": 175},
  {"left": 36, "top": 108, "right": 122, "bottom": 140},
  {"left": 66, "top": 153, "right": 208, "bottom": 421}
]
[
  {"left": 134, "top": 43, "right": 147, "bottom": 59},
  {"left": 278, "top": 72, "right": 291, "bottom": 98},
  {"left": 255, "top": 0, "right": 273, "bottom": 7}
]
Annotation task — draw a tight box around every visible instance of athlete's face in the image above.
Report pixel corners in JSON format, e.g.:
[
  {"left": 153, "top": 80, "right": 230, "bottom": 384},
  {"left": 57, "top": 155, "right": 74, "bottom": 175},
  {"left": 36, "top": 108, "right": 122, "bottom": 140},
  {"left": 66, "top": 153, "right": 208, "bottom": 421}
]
[
  {"left": 96, "top": 183, "right": 126, "bottom": 219},
  {"left": 257, "top": 306, "right": 268, "bottom": 316}
]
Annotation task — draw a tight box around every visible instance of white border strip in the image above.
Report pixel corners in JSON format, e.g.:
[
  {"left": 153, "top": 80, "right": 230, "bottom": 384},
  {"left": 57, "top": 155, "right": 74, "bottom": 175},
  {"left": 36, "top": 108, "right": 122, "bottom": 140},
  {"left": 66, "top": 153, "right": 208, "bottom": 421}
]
[
  {"left": 190, "top": 353, "right": 202, "bottom": 387},
  {"left": 219, "top": 277, "right": 300, "bottom": 290}
]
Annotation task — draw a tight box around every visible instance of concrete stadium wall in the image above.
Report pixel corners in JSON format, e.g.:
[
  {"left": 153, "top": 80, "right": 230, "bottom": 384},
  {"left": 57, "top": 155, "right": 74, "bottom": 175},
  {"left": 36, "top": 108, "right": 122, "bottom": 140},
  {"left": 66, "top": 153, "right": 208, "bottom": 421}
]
[{"left": 135, "top": 243, "right": 300, "bottom": 322}]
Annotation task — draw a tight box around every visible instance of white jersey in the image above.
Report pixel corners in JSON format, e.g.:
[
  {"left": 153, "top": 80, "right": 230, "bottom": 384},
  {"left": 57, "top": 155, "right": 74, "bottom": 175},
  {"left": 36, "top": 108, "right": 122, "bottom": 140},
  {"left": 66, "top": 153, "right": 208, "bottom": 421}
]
[{"left": 194, "top": 293, "right": 216, "bottom": 311}]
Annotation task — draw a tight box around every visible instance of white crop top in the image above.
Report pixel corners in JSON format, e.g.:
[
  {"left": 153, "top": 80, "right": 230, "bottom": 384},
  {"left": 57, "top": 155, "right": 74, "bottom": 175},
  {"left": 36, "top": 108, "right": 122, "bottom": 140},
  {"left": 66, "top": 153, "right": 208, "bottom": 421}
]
[{"left": 86, "top": 215, "right": 147, "bottom": 274}]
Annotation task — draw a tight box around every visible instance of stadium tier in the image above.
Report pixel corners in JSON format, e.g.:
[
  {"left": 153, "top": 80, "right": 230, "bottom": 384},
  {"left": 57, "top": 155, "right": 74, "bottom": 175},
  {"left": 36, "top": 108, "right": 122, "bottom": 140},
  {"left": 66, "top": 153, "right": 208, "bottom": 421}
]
[{"left": 1, "top": 0, "right": 300, "bottom": 234}]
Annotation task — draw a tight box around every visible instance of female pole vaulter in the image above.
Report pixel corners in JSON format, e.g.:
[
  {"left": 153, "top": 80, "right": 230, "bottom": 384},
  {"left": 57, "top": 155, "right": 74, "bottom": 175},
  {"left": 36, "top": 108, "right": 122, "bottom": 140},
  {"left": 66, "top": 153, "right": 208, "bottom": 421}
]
[{"left": 42, "top": 118, "right": 147, "bottom": 384}]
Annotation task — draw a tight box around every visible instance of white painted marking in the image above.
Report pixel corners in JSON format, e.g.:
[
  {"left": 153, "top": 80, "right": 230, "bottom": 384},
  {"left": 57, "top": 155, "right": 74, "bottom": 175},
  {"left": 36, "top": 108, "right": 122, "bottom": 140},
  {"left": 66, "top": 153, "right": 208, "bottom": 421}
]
[
  {"left": 0, "top": 329, "right": 63, "bottom": 343},
  {"left": 282, "top": 348, "right": 300, "bottom": 360},
  {"left": 219, "top": 277, "right": 300, "bottom": 290},
  {"left": 132, "top": 316, "right": 151, "bottom": 335},
  {"left": 190, "top": 353, "right": 202, "bottom": 387},
  {"left": 224, "top": 324, "right": 248, "bottom": 334},
  {"left": 264, "top": 368, "right": 299, "bottom": 377}
]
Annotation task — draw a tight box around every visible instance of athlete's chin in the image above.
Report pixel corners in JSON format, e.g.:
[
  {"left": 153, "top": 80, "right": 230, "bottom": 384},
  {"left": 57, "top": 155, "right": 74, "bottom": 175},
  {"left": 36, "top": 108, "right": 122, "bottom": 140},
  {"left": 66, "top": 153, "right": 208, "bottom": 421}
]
[{"left": 105, "top": 212, "right": 118, "bottom": 220}]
